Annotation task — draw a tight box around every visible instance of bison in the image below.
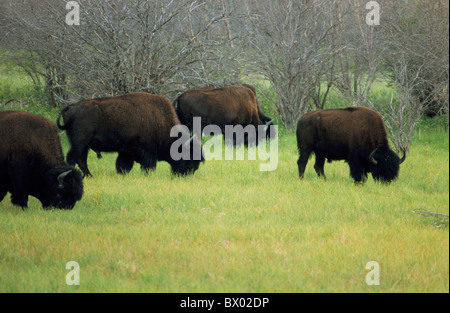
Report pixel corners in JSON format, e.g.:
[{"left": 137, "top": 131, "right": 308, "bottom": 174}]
[
  {"left": 57, "top": 92, "right": 204, "bottom": 177},
  {"left": 238, "top": 83, "right": 274, "bottom": 125},
  {"left": 0, "top": 111, "right": 83, "bottom": 209},
  {"left": 296, "top": 107, "right": 406, "bottom": 183},
  {"left": 173, "top": 84, "right": 275, "bottom": 145}
]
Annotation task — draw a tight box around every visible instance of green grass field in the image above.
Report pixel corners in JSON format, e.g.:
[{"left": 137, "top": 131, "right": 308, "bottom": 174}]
[{"left": 0, "top": 68, "right": 448, "bottom": 293}]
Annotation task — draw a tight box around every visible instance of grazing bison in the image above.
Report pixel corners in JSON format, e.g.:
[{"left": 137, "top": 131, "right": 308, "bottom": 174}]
[
  {"left": 57, "top": 92, "right": 204, "bottom": 177},
  {"left": 296, "top": 107, "right": 406, "bottom": 183},
  {"left": 0, "top": 111, "right": 83, "bottom": 209},
  {"left": 238, "top": 83, "right": 274, "bottom": 126},
  {"left": 173, "top": 84, "right": 275, "bottom": 144}
]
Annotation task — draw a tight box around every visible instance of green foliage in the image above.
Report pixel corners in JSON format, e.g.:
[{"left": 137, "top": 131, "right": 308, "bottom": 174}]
[
  {"left": 0, "top": 62, "right": 45, "bottom": 105},
  {"left": 420, "top": 115, "right": 450, "bottom": 132},
  {"left": 0, "top": 104, "right": 448, "bottom": 293}
]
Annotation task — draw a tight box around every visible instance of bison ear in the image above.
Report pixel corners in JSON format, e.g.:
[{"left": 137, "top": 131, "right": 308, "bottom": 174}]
[{"left": 57, "top": 170, "right": 73, "bottom": 187}]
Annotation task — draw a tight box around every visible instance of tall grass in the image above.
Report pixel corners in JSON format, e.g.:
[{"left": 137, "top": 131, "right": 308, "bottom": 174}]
[
  {"left": 0, "top": 114, "right": 448, "bottom": 292},
  {"left": 0, "top": 68, "right": 448, "bottom": 292}
]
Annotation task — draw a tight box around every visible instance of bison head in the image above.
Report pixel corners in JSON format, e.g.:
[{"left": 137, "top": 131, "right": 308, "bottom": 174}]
[
  {"left": 170, "top": 135, "right": 205, "bottom": 176},
  {"left": 370, "top": 147, "right": 406, "bottom": 183},
  {"left": 42, "top": 166, "right": 84, "bottom": 209},
  {"left": 259, "top": 119, "right": 277, "bottom": 140}
]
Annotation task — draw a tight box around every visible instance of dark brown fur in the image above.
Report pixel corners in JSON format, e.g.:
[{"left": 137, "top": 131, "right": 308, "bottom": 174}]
[
  {"left": 174, "top": 84, "right": 275, "bottom": 143},
  {"left": 175, "top": 85, "right": 260, "bottom": 128},
  {"left": 0, "top": 111, "right": 83, "bottom": 209},
  {"left": 297, "top": 107, "right": 405, "bottom": 183},
  {"left": 57, "top": 92, "right": 203, "bottom": 177}
]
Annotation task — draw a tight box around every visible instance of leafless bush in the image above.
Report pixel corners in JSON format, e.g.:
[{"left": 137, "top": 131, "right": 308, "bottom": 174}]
[
  {"left": 369, "top": 55, "right": 428, "bottom": 156},
  {"left": 0, "top": 0, "right": 241, "bottom": 104},
  {"left": 333, "top": 0, "right": 384, "bottom": 107},
  {"left": 383, "top": 0, "right": 449, "bottom": 117},
  {"left": 0, "top": 0, "right": 70, "bottom": 106},
  {"left": 242, "top": 0, "right": 346, "bottom": 128},
  {"left": 361, "top": 0, "right": 449, "bottom": 154},
  {"left": 0, "top": 0, "right": 448, "bottom": 130}
]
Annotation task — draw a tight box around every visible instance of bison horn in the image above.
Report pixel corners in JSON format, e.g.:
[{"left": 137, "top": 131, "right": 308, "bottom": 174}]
[
  {"left": 264, "top": 119, "right": 274, "bottom": 132},
  {"left": 57, "top": 170, "right": 72, "bottom": 186},
  {"left": 266, "top": 119, "right": 274, "bottom": 126},
  {"left": 184, "top": 135, "right": 196, "bottom": 147},
  {"left": 369, "top": 150, "right": 378, "bottom": 165}
]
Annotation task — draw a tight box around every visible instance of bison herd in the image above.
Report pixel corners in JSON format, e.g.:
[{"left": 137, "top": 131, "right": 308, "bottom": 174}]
[{"left": 0, "top": 83, "right": 406, "bottom": 210}]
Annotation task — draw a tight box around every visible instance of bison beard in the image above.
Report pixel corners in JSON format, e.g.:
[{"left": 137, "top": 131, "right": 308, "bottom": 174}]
[
  {"left": 173, "top": 83, "right": 275, "bottom": 145},
  {"left": 57, "top": 92, "right": 204, "bottom": 177},
  {"left": 0, "top": 111, "right": 84, "bottom": 209},
  {"left": 296, "top": 107, "right": 405, "bottom": 184},
  {"left": 369, "top": 147, "right": 403, "bottom": 183}
]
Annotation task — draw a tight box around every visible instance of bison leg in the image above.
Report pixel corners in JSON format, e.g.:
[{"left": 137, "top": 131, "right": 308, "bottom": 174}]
[
  {"left": 6, "top": 157, "right": 30, "bottom": 208},
  {"left": 0, "top": 175, "right": 7, "bottom": 202},
  {"left": 116, "top": 153, "right": 134, "bottom": 175},
  {"left": 139, "top": 154, "right": 157, "bottom": 174},
  {"left": 348, "top": 157, "right": 367, "bottom": 184},
  {"left": 0, "top": 189, "right": 7, "bottom": 203},
  {"left": 132, "top": 144, "right": 158, "bottom": 174},
  {"left": 10, "top": 193, "right": 28, "bottom": 208},
  {"left": 314, "top": 154, "right": 327, "bottom": 179},
  {"left": 297, "top": 148, "right": 312, "bottom": 179},
  {"left": 78, "top": 148, "right": 92, "bottom": 177},
  {"left": 67, "top": 146, "right": 92, "bottom": 178}
]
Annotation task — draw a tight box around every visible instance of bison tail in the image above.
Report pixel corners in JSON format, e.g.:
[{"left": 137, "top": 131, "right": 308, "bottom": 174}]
[
  {"left": 56, "top": 110, "right": 66, "bottom": 130},
  {"left": 172, "top": 96, "right": 180, "bottom": 111},
  {"left": 56, "top": 107, "right": 70, "bottom": 130},
  {"left": 173, "top": 96, "right": 186, "bottom": 125},
  {"left": 56, "top": 106, "right": 76, "bottom": 131}
]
